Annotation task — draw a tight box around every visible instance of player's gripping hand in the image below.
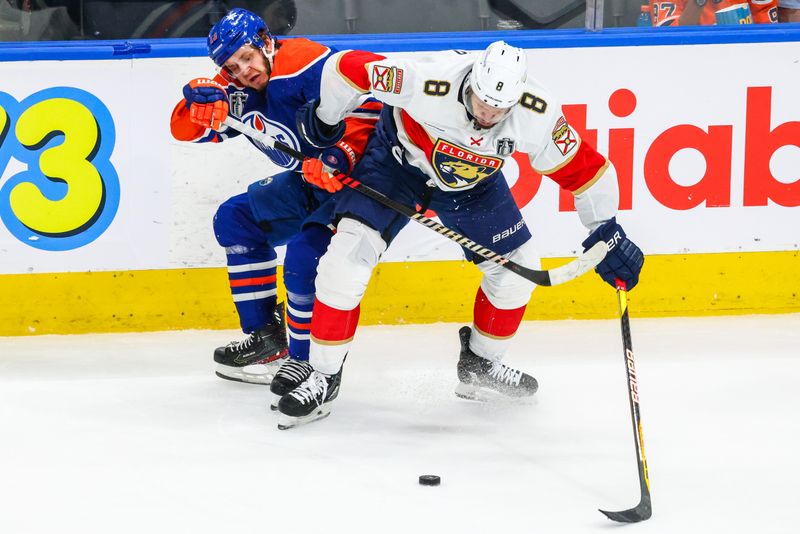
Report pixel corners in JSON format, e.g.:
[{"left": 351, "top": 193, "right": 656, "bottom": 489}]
[
  {"left": 301, "top": 158, "right": 343, "bottom": 193},
  {"left": 183, "top": 78, "right": 229, "bottom": 130},
  {"left": 582, "top": 217, "right": 644, "bottom": 290},
  {"left": 296, "top": 99, "right": 345, "bottom": 148}
]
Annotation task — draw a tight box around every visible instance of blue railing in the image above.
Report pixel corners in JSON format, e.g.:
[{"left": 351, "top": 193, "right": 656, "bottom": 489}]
[{"left": 1, "top": 23, "right": 799, "bottom": 62}]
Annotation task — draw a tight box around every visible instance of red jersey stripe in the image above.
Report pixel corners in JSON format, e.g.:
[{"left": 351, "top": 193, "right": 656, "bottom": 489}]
[
  {"left": 286, "top": 316, "right": 311, "bottom": 331},
  {"left": 337, "top": 50, "right": 386, "bottom": 91},
  {"left": 228, "top": 275, "right": 277, "bottom": 288},
  {"left": 400, "top": 110, "right": 434, "bottom": 160},
  {"left": 546, "top": 141, "right": 608, "bottom": 193}
]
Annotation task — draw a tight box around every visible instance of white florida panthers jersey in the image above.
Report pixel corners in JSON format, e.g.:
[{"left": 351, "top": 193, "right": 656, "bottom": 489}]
[{"left": 316, "top": 48, "right": 619, "bottom": 230}]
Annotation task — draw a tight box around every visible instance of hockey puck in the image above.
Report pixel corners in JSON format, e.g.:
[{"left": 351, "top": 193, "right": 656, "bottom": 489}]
[{"left": 418, "top": 475, "right": 441, "bottom": 486}]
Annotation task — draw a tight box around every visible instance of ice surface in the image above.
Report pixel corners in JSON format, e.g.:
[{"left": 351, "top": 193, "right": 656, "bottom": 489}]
[{"left": 1, "top": 315, "right": 798, "bottom": 533}]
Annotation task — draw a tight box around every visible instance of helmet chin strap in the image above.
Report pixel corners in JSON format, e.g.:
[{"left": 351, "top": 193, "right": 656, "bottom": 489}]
[
  {"left": 461, "top": 76, "right": 485, "bottom": 130},
  {"left": 261, "top": 37, "right": 276, "bottom": 73},
  {"left": 462, "top": 81, "right": 512, "bottom": 131}
]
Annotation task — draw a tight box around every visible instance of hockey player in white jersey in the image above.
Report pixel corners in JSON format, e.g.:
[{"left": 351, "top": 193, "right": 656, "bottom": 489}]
[{"left": 280, "top": 41, "right": 644, "bottom": 429}]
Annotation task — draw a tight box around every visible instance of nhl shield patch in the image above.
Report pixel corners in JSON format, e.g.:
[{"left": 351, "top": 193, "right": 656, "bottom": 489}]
[
  {"left": 432, "top": 139, "right": 503, "bottom": 189},
  {"left": 371, "top": 64, "right": 403, "bottom": 94},
  {"left": 552, "top": 116, "right": 578, "bottom": 156}
]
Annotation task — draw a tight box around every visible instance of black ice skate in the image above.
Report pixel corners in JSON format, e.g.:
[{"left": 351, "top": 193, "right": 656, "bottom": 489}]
[
  {"left": 455, "top": 326, "right": 538, "bottom": 401},
  {"left": 269, "top": 358, "right": 314, "bottom": 411},
  {"left": 214, "top": 302, "right": 289, "bottom": 385},
  {"left": 277, "top": 368, "right": 342, "bottom": 430}
]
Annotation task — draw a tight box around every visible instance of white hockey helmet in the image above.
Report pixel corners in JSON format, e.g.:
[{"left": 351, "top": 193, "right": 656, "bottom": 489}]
[{"left": 469, "top": 41, "right": 527, "bottom": 109}]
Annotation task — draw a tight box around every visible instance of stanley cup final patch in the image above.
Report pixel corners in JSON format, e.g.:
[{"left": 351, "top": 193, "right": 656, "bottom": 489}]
[
  {"left": 495, "top": 137, "right": 516, "bottom": 156},
  {"left": 229, "top": 91, "right": 248, "bottom": 118},
  {"left": 552, "top": 115, "right": 578, "bottom": 156},
  {"left": 432, "top": 139, "right": 503, "bottom": 189},
  {"left": 371, "top": 64, "right": 404, "bottom": 94}
]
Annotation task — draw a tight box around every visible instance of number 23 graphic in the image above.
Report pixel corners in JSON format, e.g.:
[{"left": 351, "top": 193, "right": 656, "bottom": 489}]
[{"left": 0, "top": 87, "right": 119, "bottom": 251}]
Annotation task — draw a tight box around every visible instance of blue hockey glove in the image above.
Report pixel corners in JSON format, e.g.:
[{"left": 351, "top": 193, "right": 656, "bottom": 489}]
[
  {"left": 300, "top": 145, "right": 356, "bottom": 193},
  {"left": 582, "top": 217, "right": 644, "bottom": 290},
  {"left": 319, "top": 143, "right": 356, "bottom": 174},
  {"left": 296, "top": 99, "right": 345, "bottom": 148}
]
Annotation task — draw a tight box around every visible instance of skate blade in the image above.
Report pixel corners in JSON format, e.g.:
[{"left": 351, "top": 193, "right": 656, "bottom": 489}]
[
  {"left": 277, "top": 405, "right": 332, "bottom": 430},
  {"left": 454, "top": 382, "right": 536, "bottom": 403},
  {"left": 454, "top": 382, "right": 490, "bottom": 402},
  {"left": 215, "top": 364, "right": 276, "bottom": 385},
  {"left": 269, "top": 393, "right": 280, "bottom": 411}
]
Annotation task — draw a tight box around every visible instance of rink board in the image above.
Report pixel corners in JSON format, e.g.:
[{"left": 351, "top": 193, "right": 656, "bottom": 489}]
[
  {"left": 1, "top": 250, "right": 798, "bottom": 336},
  {"left": 0, "top": 26, "right": 799, "bottom": 335}
]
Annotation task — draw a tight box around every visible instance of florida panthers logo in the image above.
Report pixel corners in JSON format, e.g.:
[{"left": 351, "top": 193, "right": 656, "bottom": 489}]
[
  {"left": 432, "top": 139, "right": 503, "bottom": 189},
  {"left": 240, "top": 112, "right": 299, "bottom": 170},
  {"left": 438, "top": 161, "right": 492, "bottom": 181}
]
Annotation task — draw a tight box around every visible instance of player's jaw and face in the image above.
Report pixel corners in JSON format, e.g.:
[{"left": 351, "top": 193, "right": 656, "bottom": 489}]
[
  {"left": 223, "top": 41, "right": 274, "bottom": 91},
  {"left": 468, "top": 91, "right": 513, "bottom": 129}
]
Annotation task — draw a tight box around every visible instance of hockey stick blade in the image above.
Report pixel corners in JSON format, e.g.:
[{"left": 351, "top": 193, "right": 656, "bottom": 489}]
[
  {"left": 599, "top": 495, "right": 652, "bottom": 523},
  {"left": 599, "top": 280, "right": 652, "bottom": 523},
  {"left": 544, "top": 241, "right": 607, "bottom": 286},
  {"left": 221, "top": 116, "right": 606, "bottom": 286}
]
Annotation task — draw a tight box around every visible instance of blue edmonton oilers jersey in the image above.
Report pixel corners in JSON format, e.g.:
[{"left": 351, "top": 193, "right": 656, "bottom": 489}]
[
  {"left": 213, "top": 40, "right": 330, "bottom": 171},
  {"left": 171, "top": 38, "right": 379, "bottom": 172}
]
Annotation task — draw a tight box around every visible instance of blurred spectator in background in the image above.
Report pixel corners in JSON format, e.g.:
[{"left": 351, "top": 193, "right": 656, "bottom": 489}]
[
  {"left": 668, "top": 0, "right": 778, "bottom": 26},
  {"left": 650, "top": 1, "right": 682, "bottom": 25},
  {"left": 1, "top": 0, "right": 795, "bottom": 42},
  {"left": 0, "top": 0, "right": 296, "bottom": 41},
  {"left": 83, "top": 0, "right": 296, "bottom": 39},
  {"left": 778, "top": 0, "right": 800, "bottom": 21},
  {"left": 0, "top": 0, "right": 78, "bottom": 40},
  {"left": 487, "top": 0, "right": 585, "bottom": 29}
]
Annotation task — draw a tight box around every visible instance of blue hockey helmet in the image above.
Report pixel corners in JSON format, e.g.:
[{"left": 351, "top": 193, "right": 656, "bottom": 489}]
[{"left": 207, "top": 8, "right": 272, "bottom": 68}]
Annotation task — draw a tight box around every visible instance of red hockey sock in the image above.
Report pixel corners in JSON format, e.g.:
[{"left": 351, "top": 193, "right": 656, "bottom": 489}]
[
  {"left": 311, "top": 299, "right": 361, "bottom": 343},
  {"left": 472, "top": 287, "right": 526, "bottom": 339}
]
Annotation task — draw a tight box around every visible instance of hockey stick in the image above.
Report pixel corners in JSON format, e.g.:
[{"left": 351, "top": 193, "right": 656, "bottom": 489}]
[
  {"left": 599, "top": 279, "right": 652, "bottom": 523},
  {"left": 222, "top": 116, "right": 607, "bottom": 286}
]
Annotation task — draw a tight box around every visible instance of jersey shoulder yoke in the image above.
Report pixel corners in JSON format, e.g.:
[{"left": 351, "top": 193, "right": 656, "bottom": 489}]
[{"left": 271, "top": 38, "right": 330, "bottom": 80}]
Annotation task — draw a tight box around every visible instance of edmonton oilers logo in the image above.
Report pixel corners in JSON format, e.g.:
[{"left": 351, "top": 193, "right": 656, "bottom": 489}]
[{"left": 241, "top": 112, "right": 299, "bottom": 170}]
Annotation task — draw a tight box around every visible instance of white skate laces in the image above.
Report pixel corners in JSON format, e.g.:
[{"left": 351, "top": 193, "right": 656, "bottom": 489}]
[
  {"left": 229, "top": 333, "right": 256, "bottom": 351},
  {"left": 277, "top": 360, "right": 312, "bottom": 382},
  {"left": 488, "top": 361, "right": 523, "bottom": 386},
  {"left": 289, "top": 371, "right": 328, "bottom": 406}
]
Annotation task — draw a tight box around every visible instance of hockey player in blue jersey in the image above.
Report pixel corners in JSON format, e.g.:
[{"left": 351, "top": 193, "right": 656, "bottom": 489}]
[{"left": 170, "top": 8, "right": 380, "bottom": 399}]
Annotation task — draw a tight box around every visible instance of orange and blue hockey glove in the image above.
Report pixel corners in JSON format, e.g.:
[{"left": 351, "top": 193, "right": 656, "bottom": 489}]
[
  {"left": 301, "top": 157, "right": 344, "bottom": 193},
  {"left": 183, "top": 78, "right": 229, "bottom": 130}
]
